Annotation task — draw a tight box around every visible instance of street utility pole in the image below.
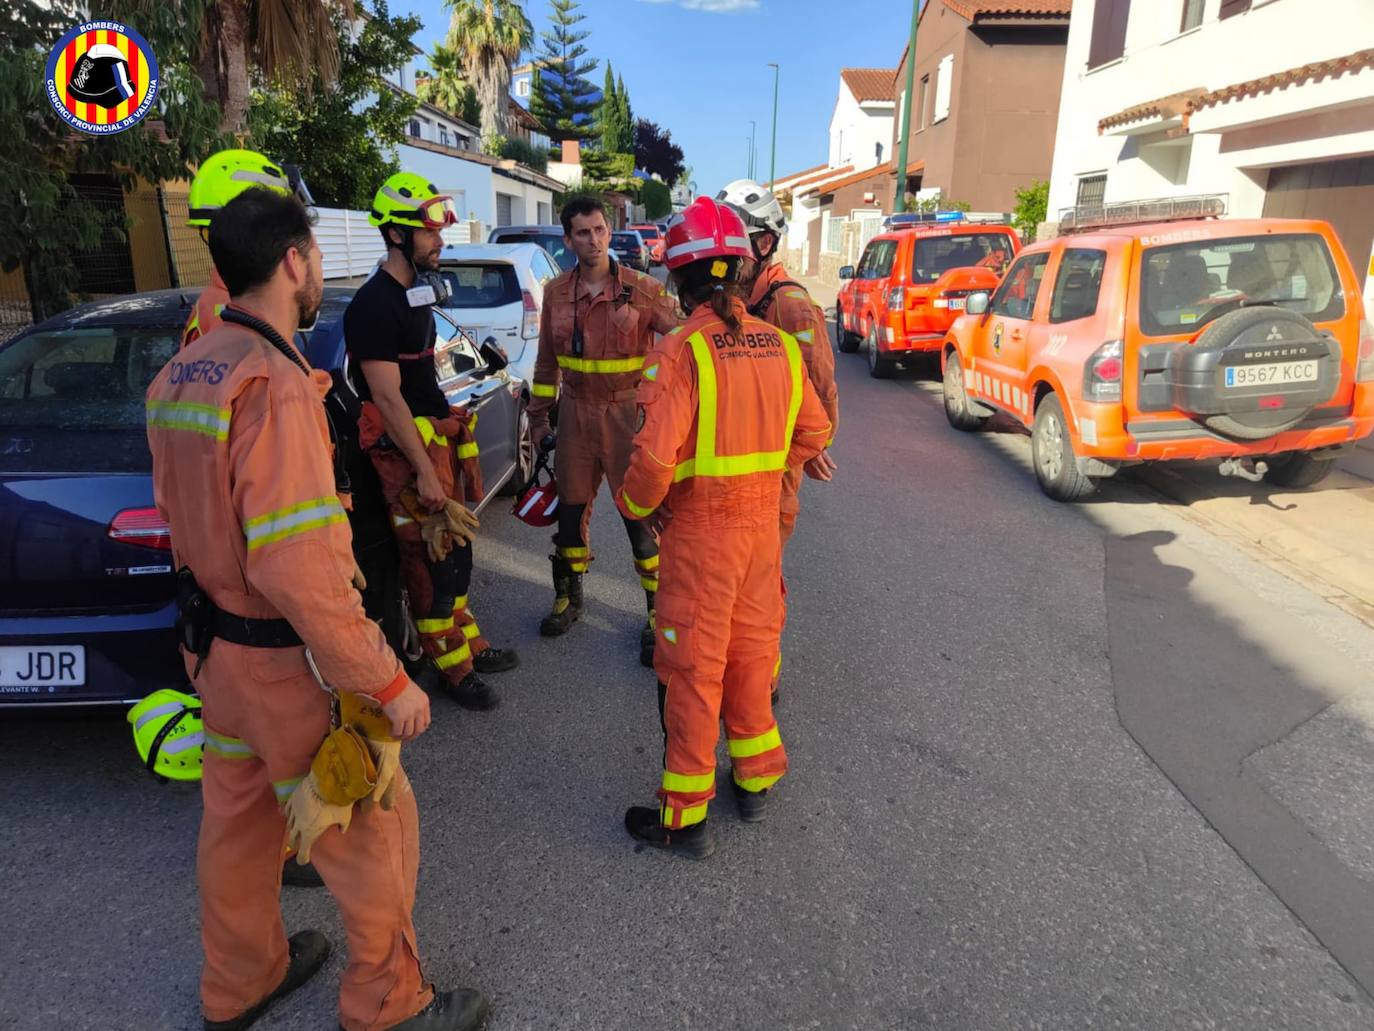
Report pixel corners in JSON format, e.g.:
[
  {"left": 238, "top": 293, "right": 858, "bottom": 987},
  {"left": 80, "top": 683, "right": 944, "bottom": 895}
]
[
  {"left": 768, "top": 62, "right": 780, "bottom": 191},
  {"left": 748, "top": 121, "right": 757, "bottom": 178},
  {"left": 893, "top": 0, "right": 920, "bottom": 213}
]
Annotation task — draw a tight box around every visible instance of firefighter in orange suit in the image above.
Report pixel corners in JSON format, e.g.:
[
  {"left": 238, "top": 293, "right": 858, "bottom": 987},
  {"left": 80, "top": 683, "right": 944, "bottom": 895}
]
[
  {"left": 717, "top": 178, "right": 840, "bottom": 543},
  {"left": 147, "top": 187, "right": 489, "bottom": 1031},
  {"left": 615, "top": 198, "right": 831, "bottom": 859},
  {"left": 180, "top": 149, "right": 314, "bottom": 350},
  {"left": 527, "top": 197, "right": 680, "bottom": 666}
]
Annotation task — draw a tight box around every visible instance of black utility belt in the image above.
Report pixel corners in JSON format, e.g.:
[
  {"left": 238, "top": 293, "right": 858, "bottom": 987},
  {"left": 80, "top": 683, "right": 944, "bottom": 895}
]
[{"left": 212, "top": 611, "right": 303, "bottom": 649}]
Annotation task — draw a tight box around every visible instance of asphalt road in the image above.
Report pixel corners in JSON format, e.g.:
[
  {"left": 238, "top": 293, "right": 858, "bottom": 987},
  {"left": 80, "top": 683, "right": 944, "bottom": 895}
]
[{"left": 4, "top": 326, "right": 1374, "bottom": 1030}]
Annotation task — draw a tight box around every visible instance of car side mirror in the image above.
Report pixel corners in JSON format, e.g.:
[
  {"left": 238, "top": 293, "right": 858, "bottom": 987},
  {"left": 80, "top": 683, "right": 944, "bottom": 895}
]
[
  {"left": 838, "top": 265, "right": 855, "bottom": 280},
  {"left": 965, "top": 291, "right": 990, "bottom": 316},
  {"left": 479, "top": 337, "right": 508, "bottom": 372}
]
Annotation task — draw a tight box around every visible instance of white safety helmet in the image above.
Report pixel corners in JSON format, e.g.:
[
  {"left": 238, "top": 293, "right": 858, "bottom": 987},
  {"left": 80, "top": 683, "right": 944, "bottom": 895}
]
[{"left": 715, "top": 178, "right": 786, "bottom": 238}]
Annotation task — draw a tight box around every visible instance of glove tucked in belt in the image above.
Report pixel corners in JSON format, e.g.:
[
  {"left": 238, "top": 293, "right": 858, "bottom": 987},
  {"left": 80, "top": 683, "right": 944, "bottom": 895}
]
[{"left": 282, "top": 723, "right": 377, "bottom": 863}]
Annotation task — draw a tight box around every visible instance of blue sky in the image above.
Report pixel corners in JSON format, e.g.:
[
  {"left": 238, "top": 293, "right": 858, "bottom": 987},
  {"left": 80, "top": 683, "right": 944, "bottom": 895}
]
[{"left": 394, "top": 0, "right": 919, "bottom": 197}]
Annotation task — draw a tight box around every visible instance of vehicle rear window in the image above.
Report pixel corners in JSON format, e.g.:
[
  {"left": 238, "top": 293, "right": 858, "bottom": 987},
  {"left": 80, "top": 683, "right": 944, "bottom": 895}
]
[
  {"left": 612, "top": 233, "right": 640, "bottom": 246},
  {"left": 0, "top": 326, "right": 178, "bottom": 473},
  {"left": 439, "top": 263, "right": 521, "bottom": 309},
  {"left": 634, "top": 227, "right": 660, "bottom": 240},
  {"left": 492, "top": 232, "right": 575, "bottom": 271},
  {"left": 911, "top": 231, "right": 1016, "bottom": 284},
  {"left": 1139, "top": 233, "right": 1343, "bottom": 336}
]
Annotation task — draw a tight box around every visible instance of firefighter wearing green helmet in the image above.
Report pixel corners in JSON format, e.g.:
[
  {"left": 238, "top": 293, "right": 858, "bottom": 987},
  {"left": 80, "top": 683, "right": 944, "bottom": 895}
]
[
  {"left": 343, "top": 172, "right": 519, "bottom": 712},
  {"left": 180, "top": 148, "right": 314, "bottom": 350}
]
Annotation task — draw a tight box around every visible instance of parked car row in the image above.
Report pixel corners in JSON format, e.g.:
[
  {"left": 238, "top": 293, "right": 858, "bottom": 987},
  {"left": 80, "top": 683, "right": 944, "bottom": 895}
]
[{"left": 837, "top": 202, "right": 1374, "bottom": 502}]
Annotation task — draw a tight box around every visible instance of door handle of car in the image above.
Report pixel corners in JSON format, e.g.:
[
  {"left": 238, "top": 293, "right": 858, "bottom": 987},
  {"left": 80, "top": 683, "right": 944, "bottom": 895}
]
[{"left": 1010, "top": 328, "right": 1024, "bottom": 341}]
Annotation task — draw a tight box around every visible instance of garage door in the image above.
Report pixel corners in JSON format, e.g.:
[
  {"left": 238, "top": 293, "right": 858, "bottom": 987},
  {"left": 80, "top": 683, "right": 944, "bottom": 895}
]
[
  {"left": 1263, "top": 157, "right": 1374, "bottom": 279},
  {"left": 496, "top": 192, "right": 514, "bottom": 227}
]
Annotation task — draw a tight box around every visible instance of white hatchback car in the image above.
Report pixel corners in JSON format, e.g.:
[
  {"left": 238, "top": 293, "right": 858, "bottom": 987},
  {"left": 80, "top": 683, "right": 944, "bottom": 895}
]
[{"left": 436, "top": 243, "right": 562, "bottom": 388}]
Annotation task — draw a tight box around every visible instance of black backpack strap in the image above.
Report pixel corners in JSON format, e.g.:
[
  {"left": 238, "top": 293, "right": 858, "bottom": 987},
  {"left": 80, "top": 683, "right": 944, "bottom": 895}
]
[{"left": 747, "top": 280, "right": 806, "bottom": 319}]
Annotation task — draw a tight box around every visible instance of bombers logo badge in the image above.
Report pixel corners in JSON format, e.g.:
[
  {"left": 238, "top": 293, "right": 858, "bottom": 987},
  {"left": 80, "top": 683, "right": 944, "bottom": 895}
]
[
  {"left": 46, "top": 21, "right": 159, "bottom": 136},
  {"left": 992, "top": 321, "right": 1005, "bottom": 355}
]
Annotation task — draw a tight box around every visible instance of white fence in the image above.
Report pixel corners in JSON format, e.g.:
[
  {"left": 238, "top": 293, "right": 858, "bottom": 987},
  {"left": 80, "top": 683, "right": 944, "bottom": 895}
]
[
  {"left": 315, "top": 207, "right": 481, "bottom": 281},
  {"left": 820, "top": 210, "right": 886, "bottom": 267}
]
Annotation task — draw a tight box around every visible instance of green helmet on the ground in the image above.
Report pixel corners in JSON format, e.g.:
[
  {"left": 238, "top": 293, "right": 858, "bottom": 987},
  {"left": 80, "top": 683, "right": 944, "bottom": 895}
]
[
  {"left": 127, "top": 688, "right": 204, "bottom": 781},
  {"left": 187, "top": 149, "right": 292, "bottom": 228},
  {"left": 369, "top": 172, "right": 459, "bottom": 230}
]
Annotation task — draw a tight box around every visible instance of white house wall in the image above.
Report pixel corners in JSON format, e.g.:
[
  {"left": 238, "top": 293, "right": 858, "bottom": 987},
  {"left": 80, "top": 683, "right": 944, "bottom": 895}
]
[
  {"left": 828, "top": 84, "right": 895, "bottom": 173},
  {"left": 398, "top": 143, "right": 494, "bottom": 227},
  {"left": 1047, "top": 0, "right": 1374, "bottom": 219}
]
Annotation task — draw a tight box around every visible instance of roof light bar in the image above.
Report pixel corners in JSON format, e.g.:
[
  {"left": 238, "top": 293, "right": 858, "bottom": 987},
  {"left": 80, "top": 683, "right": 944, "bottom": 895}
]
[{"left": 1059, "top": 194, "right": 1227, "bottom": 233}]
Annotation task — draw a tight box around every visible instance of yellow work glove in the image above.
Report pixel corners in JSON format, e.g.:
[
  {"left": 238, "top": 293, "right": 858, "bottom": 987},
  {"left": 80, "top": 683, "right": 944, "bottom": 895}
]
[
  {"left": 420, "top": 514, "right": 454, "bottom": 563},
  {"left": 282, "top": 725, "right": 377, "bottom": 862},
  {"left": 337, "top": 692, "right": 402, "bottom": 811},
  {"left": 441, "top": 499, "right": 480, "bottom": 546}
]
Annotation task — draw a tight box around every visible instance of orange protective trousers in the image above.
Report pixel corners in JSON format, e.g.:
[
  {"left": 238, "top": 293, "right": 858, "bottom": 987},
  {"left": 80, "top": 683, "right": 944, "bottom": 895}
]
[{"left": 196, "top": 643, "right": 431, "bottom": 1031}]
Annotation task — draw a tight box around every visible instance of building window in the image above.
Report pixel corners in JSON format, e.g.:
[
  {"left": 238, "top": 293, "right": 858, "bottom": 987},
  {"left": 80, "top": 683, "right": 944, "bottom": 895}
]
[
  {"left": 875, "top": 141, "right": 884, "bottom": 164},
  {"left": 439, "top": 127, "right": 450, "bottom": 148},
  {"left": 1219, "top": 0, "right": 1251, "bottom": 17},
  {"left": 1087, "top": 0, "right": 1131, "bottom": 69},
  {"left": 1076, "top": 173, "right": 1107, "bottom": 208},
  {"left": 933, "top": 55, "right": 953, "bottom": 123},
  {"left": 516, "top": 78, "right": 531, "bottom": 98},
  {"left": 409, "top": 119, "right": 421, "bottom": 139},
  {"left": 918, "top": 76, "right": 929, "bottom": 130},
  {"left": 1179, "top": 0, "right": 1204, "bottom": 30}
]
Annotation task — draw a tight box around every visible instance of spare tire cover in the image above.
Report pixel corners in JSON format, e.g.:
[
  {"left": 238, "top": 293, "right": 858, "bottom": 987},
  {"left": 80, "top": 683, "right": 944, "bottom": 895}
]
[{"left": 1165, "top": 305, "right": 1340, "bottom": 440}]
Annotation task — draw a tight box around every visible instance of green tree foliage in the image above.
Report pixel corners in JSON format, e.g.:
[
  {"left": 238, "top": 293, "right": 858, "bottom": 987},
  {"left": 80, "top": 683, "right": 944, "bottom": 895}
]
[
  {"left": 1, "top": 0, "right": 228, "bottom": 320},
  {"left": 249, "top": 2, "right": 418, "bottom": 210},
  {"left": 640, "top": 178, "right": 671, "bottom": 220},
  {"left": 634, "top": 119, "right": 684, "bottom": 184},
  {"left": 445, "top": 0, "right": 531, "bottom": 142},
  {"left": 417, "top": 40, "right": 481, "bottom": 127},
  {"left": 581, "top": 150, "right": 634, "bottom": 182},
  {"left": 596, "top": 62, "right": 632, "bottom": 153},
  {"left": 500, "top": 137, "right": 548, "bottom": 173},
  {"left": 530, "top": 0, "right": 599, "bottom": 143},
  {"left": 1013, "top": 179, "right": 1050, "bottom": 242}
]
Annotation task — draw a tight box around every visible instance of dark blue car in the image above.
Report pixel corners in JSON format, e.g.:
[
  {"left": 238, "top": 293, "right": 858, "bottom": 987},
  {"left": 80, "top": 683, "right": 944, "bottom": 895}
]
[{"left": 0, "top": 286, "right": 529, "bottom": 707}]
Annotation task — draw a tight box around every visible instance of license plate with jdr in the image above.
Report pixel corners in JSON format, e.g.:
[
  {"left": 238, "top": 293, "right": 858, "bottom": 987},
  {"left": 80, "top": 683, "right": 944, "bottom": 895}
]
[
  {"left": 1225, "top": 361, "right": 1318, "bottom": 388},
  {"left": 0, "top": 646, "right": 86, "bottom": 693}
]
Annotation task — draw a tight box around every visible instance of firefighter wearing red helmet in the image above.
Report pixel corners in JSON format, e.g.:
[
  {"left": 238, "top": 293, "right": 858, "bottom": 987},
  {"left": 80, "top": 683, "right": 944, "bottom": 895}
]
[
  {"left": 614, "top": 198, "right": 832, "bottom": 858},
  {"left": 526, "top": 198, "right": 680, "bottom": 666}
]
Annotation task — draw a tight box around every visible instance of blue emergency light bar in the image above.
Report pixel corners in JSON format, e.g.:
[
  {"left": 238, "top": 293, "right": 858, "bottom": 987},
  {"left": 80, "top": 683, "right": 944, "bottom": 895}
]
[{"left": 883, "top": 211, "right": 967, "bottom": 229}]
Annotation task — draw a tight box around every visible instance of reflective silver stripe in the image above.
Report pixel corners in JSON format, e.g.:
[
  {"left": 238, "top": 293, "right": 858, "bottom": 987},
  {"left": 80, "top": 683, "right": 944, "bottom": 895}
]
[
  {"left": 273, "top": 777, "right": 304, "bottom": 801},
  {"left": 204, "top": 731, "right": 253, "bottom": 758},
  {"left": 229, "top": 169, "right": 289, "bottom": 191},
  {"left": 160, "top": 731, "right": 204, "bottom": 756},
  {"left": 664, "top": 237, "right": 719, "bottom": 261},
  {"left": 133, "top": 701, "right": 182, "bottom": 731},
  {"left": 244, "top": 497, "right": 348, "bottom": 550},
  {"left": 724, "top": 235, "right": 750, "bottom": 249}
]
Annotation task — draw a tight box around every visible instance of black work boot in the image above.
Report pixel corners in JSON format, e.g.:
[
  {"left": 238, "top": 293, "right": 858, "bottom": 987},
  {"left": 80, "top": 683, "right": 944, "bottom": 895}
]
[
  {"left": 624, "top": 806, "right": 716, "bottom": 860},
  {"left": 472, "top": 646, "right": 519, "bottom": 674},
  {"left": 539, "top": 554, "right": 583, "bottom": 637},
  {"left": 205, "top": 930, "right": 331, "bottom": 1031},
  {"left": 731, "top": 780, "right": 769, "bottom": 823},
  {"left": 378, "top": 988, "right": 491, "bottom": 1031},
  {"left": 281, "top": 857, "right": 324, "bottom": 888},
  {"left": 446, "top": 671, "right": 500, "bottom": 711}
]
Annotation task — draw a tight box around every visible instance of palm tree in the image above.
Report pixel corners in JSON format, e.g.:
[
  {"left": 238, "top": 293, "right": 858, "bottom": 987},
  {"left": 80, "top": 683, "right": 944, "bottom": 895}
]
[
  {"left": 445, "top": 0, "right": 532, "bottom": 142},
  {"left": 417, "top": 40, "right": 480, "bottom": 126}
]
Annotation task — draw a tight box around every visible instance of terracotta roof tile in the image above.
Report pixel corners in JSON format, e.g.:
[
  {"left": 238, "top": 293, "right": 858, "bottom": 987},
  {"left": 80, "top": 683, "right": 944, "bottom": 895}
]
[
  {"left": 799, "top": 159, "right": 924, "bottom": 198},
  {"left": 786, "top": 165, "right": 855, "bottom": 195},
  {"left": 772, "top": 162, "right": 831, "bottom": 188},
  {"left": 841, "top": 68, "right": 898, "bottom": 103},
  {"left": 944, "top": 0, "right": 1071, "bottom": 17},
  {"left": 1097, "top": 88, "right": 1207, "bottom": 133}
]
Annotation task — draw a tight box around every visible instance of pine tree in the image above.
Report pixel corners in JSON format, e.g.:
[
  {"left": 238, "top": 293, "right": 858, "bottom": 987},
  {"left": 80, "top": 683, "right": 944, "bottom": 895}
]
[
  {"left": 597, "top": 62, "right": 633, "bottom": 153},
  {"left": 616, "top": 74, "right": 632, "bottom": 149},
  {"left": 530, "top": 0, "right": 600, "bottom": 143}
]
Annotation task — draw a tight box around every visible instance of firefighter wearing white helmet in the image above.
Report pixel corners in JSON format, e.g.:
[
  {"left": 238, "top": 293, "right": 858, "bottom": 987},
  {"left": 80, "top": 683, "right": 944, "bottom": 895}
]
[{"left": 716, "top": 178, "right": 840, "bottom": 702}]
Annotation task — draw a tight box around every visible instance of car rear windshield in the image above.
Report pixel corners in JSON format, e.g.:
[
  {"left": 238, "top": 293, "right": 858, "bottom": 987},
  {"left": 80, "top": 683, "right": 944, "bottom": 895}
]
[
  {"left": 1139, "top": 233, "right": 1344, "bottom": 336},
  {"left": 634, "top": 226, "right": 660, "bottom": 239},
  {"left": 491, "top": 232, "right": 575, "bottom": 271},
  {"left": 612, "top": 233, "right": 640, "bottom": 247},
  {"left": 910, "top": 231, "right": 1016, "bottom": 283},
  {"left": 439, "top": 263, "right": 521, "bottom": 309},
  {"left": 0, "top": 326, "right": 178, "bottom": 472}
]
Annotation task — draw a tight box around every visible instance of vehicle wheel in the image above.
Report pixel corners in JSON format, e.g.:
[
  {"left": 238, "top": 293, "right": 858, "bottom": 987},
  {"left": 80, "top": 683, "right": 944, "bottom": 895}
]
[
  {"left": 867, "top": 324, "right": 895, "bottom": 379},
  {"left": 1031, "top": 393, "right": 1097, "bottom": 502},
  {"left": 942, "top": 352, "right": 988, "bottom": 431},
  {"left": 501, "top": 408, "right": 535, "bottom": 496},
  {"left": 1263, "top": 451, "right": 1336, "bottom": 489},
  {"left": 836, "top": 308, "right": 860, "bottom": 353}
]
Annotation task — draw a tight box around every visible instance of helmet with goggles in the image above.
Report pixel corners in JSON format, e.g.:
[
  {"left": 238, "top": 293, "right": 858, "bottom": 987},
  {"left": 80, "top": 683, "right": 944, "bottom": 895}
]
[{"left": 369, "top": 172, "right": 459, "bottom": 230}]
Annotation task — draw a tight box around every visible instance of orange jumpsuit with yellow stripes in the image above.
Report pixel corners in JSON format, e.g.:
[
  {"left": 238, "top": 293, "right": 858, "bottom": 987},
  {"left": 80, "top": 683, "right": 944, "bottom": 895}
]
[
  {"left": 615, "top": 299, "right": 831, "bottom": 829},
  {"left": 180, "top": 268, "right": 230, "bottom": 349},
  {"left": 146, "top": 311, "right": 433, "bottom": 1031},
  {"left": 748, "top": 261, "right": 840, "bottom": 543}
]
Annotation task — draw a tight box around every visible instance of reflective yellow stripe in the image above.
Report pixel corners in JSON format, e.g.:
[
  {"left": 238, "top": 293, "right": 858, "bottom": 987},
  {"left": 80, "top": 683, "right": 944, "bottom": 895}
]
[
  {"left": 531, "top": 382, "right": 558, "bottom": 397},
  {"left": 392, "top": 513, "right": 415, "bottom": 527},
  {"left": 434, "top": 641, "right": 472, "bottom": 670},
  {"left": 557, "top": 546, "right": 589, "bottom": 558},
  {"left": 634, "top": 554, "right": 660, "bottom": 572},
  {"left": 773, "top": 653, "right": 782, "bottom": 678},
  {"left": 673, "top": 331, "right": 805, "bottom": 482},
  {"left": 272, "top": 776, "right": 303, "bottom": 801},
  {"left": 453, "top": 594, "right": 469, "bottom": 611},
  {"left": 642, "top": 363, "right": 660, "bottom": 382},
  {"left": 414, "top": 417, "right": 448, "bottom": 448},
  {"left": 462, "top": 623, "right": 481, "bottom": 640},
  {"left": 204, "top": 730, "right": 253, "bottom": 759},
  {"left": 244, "top": 496, "right": 347, "bottom": 550},
  {"left": 662, "top": 769, "right": 714, "bottom": 794},
  {"left": 640, "top": 577, "right": 659, "bottom": 592},
  {"left": 557, "top": 354, "right": 646, "bottom": 374},
  {"left": 146, "top": 400, "right": 232, "bottom": 441},
  {"left": 456, "top": 442, "right": 479, "bottom": 459},
  {"left": 727, "top": 725, "right": 782, "bottom": 760},
  {"left": 620, "top": 489, "right": 656, "bottom": 519},
  {"left": 733, "top": 772, "right": 782, "bottom": 793},
  {"left": 416, "top": 616, "right": 454, "bottom": 634},
  {"left": 663, "top": 800, "right": 710, "bottom": 828}
]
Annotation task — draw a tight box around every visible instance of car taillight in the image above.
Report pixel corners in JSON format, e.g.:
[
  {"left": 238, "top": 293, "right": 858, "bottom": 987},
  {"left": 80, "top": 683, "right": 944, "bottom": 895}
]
[
  {"left": 108, "top": 507, "right": 172, "bottom": 550},
  {"left": 1358, "top": 319, "right": 1374, "bottom": 382},
  {"left": 1083, "top": 339, "right": 1123, "bottom": 403},
  {"left": 522, "top": 289, "right": 538, "bottom": 338},
  {"left": 887, "top": 287, "right": 904, "bottom": 311}
]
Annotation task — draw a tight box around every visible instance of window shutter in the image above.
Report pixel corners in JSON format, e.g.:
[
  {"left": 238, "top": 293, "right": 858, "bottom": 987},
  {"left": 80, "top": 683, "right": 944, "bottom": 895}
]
[
  {"left": 933, "top": 55, "right": 953, "bottom": 123},
  {"left": 1219, "top": 0, "right": 1251, "bottom": 18},
  {"left": 1087, "top": 0, "right": 1130, "bottom": 69}
]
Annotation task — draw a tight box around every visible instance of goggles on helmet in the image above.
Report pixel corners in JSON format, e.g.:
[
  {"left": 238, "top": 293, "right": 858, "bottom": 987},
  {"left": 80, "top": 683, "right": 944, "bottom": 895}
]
[{"left": 414, "top": 195, "right": 459, "bottom": 229}]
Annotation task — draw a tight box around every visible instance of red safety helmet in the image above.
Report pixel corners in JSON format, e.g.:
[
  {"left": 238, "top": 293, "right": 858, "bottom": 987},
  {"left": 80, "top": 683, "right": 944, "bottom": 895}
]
[
  {"left": 513, "top": 455, "right": 559, "bottom": 527},
  {"left": 663, "top": 197, "right": 753, "bottom": 271}
]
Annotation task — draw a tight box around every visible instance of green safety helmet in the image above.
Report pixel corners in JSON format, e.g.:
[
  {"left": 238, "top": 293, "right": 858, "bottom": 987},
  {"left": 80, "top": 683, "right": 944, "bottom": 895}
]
[
  {"left": 127, "top": 689, "right": 204, "bottom": 781},
  {"left": 187, "top": 148, "right": 313, "bottom": 228},
  {"left": 368, "top": 171, "right": 458, "bottom": 229}
]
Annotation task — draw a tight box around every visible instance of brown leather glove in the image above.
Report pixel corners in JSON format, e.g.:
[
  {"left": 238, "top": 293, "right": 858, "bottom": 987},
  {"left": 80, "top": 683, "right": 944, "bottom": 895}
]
[
  {"left": 440, "top": 499, "right": 480, "bottom": 545},
  {"left": 420, "top": 514, "right": 454, "bottom": 563}
]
